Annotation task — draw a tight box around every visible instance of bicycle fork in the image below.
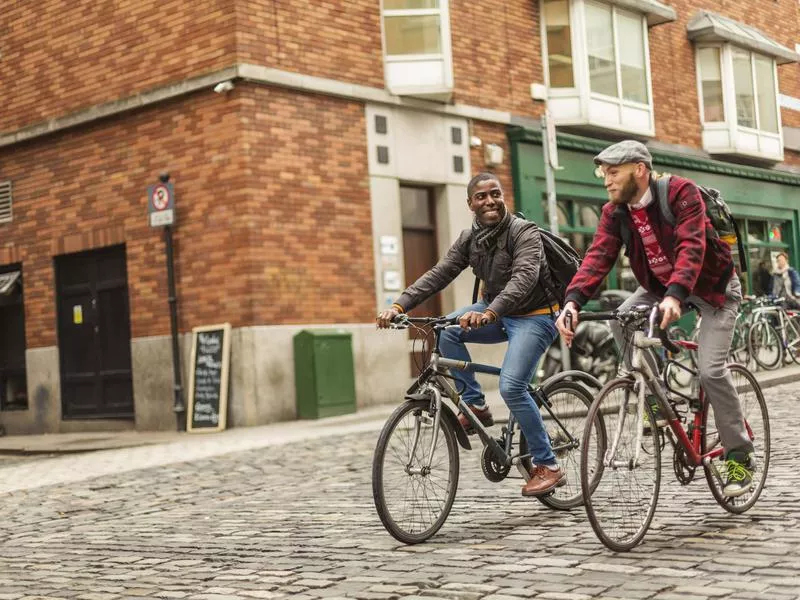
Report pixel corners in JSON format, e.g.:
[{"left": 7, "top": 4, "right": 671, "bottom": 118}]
[{"left": 405, "top": 384, "right": 444, "bottom": 476}]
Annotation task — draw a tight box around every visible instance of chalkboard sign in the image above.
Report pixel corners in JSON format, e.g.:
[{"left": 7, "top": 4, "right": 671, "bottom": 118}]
[{"left": 187, "top": 323, "right": 232, "bottom": 433}]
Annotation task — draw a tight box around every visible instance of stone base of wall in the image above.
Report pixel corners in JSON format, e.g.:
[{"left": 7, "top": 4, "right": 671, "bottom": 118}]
[{"left": 0, "top": 324, "right": 508, "bottom": 435}]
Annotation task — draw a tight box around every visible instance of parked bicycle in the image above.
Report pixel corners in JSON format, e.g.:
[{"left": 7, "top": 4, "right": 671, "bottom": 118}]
[
  {"left": 747, "top": 295, "right": 800, "bottom": 370},
  {"left": 372, "top": 314, "right": 601, "bottom": 544},
  {"left": 577, "top": 304, "right": 770, "bottom": 551}
]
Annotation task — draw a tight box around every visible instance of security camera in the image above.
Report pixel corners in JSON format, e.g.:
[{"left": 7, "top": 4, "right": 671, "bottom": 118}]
[{"left": 214, "top": 80, "right": 235, "bottom": 94}]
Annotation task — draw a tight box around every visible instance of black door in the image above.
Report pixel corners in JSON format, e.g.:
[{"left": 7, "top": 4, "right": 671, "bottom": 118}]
[{"left": 56, "top": 245, "right": 134, "bottom": 419}]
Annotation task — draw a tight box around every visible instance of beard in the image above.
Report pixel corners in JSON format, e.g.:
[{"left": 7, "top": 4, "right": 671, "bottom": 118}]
[{"left": 608, "top": 173, "right": 640, "bottom": 205}]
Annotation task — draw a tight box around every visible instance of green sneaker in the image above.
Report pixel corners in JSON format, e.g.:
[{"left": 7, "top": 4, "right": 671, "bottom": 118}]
[
  {"left": 722, "top": 454, "right": 755, "bottom": 498},
  {"left": 642, "top": 396, "right": 666, "bottom": 434}
]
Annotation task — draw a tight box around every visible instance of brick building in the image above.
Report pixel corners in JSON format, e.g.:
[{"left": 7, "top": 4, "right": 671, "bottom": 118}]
[{"left": 0, "top": 0, "right": 798, "bottom": 434}]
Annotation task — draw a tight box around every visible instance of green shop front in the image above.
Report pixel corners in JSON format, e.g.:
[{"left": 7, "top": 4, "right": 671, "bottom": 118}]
[{"left": 508, "top": 126, "right": 800, "bottom": 302}]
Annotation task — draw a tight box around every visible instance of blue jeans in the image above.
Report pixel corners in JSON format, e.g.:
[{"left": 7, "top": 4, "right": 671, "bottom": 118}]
[{"left": 439, "top": 301, "right": 559, "bottom": 465}]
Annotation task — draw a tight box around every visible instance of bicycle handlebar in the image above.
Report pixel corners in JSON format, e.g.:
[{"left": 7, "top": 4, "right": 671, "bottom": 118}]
[{"left": 576, "top": 303, "right": 682, "bottom": 354}]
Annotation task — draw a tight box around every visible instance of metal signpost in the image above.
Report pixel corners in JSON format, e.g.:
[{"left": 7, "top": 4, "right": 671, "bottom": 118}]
[
  {"left": 148, "top": 174, "right": 185, "bottom": 431},
  {"left": 540, "top": 110, "right": 572, "bottom": 371}
]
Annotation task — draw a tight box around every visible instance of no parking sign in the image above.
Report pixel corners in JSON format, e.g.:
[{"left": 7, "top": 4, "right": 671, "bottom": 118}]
[{"left": 147, "top": 182, "right": 175, "bottom": 227}]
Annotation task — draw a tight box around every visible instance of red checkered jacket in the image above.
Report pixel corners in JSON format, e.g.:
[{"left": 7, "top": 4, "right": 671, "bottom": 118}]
[{"left": 564, "top": 176, "right": 735, "bottom": 309}]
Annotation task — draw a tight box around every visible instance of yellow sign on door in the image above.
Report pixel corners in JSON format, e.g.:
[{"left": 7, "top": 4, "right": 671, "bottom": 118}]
[{"left": 73, "top": 305, "right": 83, "bottom": 325}]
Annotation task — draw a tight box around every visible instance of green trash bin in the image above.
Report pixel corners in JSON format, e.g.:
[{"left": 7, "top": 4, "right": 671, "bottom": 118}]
[{"left": 294, "top": 329, "right": 357, "bottom": 419}]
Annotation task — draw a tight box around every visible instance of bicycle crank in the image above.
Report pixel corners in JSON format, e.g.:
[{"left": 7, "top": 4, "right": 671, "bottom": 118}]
[
  {"left": 673, "top": 446, "right": 696, "bottom": 485},
  {"left": 480, "top": 439, "right": 511, "bottom": 482}
]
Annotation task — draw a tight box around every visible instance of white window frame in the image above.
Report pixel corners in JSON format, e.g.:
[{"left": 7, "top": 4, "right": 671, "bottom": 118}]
[
  {"left": 540, "top": 0, "right": 656, "bottom": 137},
  {"left": 695, "top": 43, "right": 783, "bottom": 161},
  {"left": 380, "top": 0, "right": 454, "bottom": 100}
]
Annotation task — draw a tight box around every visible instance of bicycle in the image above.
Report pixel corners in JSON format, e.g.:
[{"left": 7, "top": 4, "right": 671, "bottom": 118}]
[
  {"left": 748, "top": 296, "right": 800, "bottom": 370},
  {"left": 577, "top": 304, "right": 770, "bottom": 551},
  {"left": 372, "top": 314, "right": 603, "bottom": 544}
]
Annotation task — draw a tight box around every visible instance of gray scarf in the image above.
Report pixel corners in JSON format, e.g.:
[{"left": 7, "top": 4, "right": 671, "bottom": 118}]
[{"left": 472, "top": 207, "right": 511, "bottom": 250}]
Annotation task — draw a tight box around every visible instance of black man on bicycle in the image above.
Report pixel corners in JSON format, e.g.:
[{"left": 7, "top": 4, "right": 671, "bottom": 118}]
[
  {"left": 555, "top": 140, "right": 755, "bottom": 498},
  {"left": 377, "top": 172, "right": 567, "bottom": 497}
]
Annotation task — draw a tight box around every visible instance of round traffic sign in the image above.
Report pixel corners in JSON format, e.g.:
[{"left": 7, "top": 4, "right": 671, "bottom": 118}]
[{"left": 152, "top": 184, "right": 171, "bottom": 211}]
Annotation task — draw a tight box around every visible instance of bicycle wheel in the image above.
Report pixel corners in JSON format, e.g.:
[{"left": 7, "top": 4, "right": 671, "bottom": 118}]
[
  {"left": 728, "top": 318, "right": 751, "bottom": 366},
  {"left": 581, "top": 378, "right": 661, "bottom": 552},
  {"left": 785, "top": 315, "right": 800, "bottom": 364},
  {"left": 519, "top": 381, "right": 598, "bottom": 510},
  {"left": 372, "top": 399, "right": 459, "bottom": 544},
  {"left": 702, "top": 364, "right": 770, "bottom": 513},
  {"left": 748, "top": 320, "right": 783, "bottom": 371}
]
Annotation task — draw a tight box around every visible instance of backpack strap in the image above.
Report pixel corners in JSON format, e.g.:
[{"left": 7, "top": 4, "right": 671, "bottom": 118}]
[
  {"left": 655, "top": 176, "right": 675, "bottom": 226},
  {"left": 472, "top": 276, "right": 480, "bottom": 304}
]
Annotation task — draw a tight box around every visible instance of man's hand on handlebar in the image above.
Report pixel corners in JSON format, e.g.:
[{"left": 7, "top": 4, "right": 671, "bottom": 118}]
[
  {"left": 376, "top": 307, "right": 400, "bottom": 329},
  {"left": 658, "top": 296, "right": 681, "bottom": 330},
  {"left": 459, "top": 310, "right": 495, "bottom": 330},
  {"left": 556, "top": 302, "right": 580, "bottom": 347}
]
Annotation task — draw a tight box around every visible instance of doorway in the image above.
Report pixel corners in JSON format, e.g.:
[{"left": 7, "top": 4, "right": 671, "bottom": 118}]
[
  {"left": 55, "top": 245, "right": 134, "bottom": 419},
  {"left": 401, "top": 186, "right": 441, "bottom": 376}
]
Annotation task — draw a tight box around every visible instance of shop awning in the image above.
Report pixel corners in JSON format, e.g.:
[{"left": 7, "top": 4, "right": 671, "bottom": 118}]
[
  {"left": 687, "top": 10, "right": 800, "bottom": 64},
  {"left": 0, "top": 271, "right": 20, "bottom": 295},
  {"left": 611, "top": 0, "right": 676, "bottom": 26}
]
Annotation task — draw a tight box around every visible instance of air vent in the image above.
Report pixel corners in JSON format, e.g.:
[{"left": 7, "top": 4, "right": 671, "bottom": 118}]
[{"left": 0, "top": 182, "right": 11, "bottom": 223}]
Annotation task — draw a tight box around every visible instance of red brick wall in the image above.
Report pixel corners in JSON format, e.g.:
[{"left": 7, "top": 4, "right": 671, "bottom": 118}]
[
  {"left": 0, "top": 83, "right": 377, "bottom": 346},
  {"left": 470, "top": 121, "right": 516, "bottom": 211},
  {"left": 240, "top": 86, "right": 376, "bottom": 325},
  {"left": 1, "top": 0, "right": 237, "bottom": 133},
  {"left": 0, "top": 92, "right": 252, "bottom": 347},
  {"left": 235, "top": 0, "right": 385, "bottom": 90}
]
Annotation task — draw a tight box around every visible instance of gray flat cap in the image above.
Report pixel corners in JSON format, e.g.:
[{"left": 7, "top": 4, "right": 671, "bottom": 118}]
[{"left": 593, "top": 140, "right": 653, "bottom": 170}]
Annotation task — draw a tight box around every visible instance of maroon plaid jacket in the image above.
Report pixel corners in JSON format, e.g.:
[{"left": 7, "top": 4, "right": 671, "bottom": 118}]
[{"left": 565, "top": 176, "right": 734, "bottom": 309}]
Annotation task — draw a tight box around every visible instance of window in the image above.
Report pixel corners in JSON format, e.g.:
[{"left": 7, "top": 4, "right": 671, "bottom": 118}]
[
  {"left": 736, "top": 218, "right": 792, "bottom": 296},
  {"left": 698, "top": 47, "right": 724, "bottom": 122},
  {"left": 382, "top": 0, "right": 453, "bottom": 99},
  {"left": 541, "top": 0, "right": 674, "bottom": 137},
  {"left": 689, "top": 11, "right": 796, "bottom": 161},
  {"left": 544, "top": 0, "right": 574, "bottom": 88}
]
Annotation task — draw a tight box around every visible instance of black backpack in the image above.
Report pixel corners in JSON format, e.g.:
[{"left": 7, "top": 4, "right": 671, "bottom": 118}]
[
  {"left": 619, "top": 176, "right": 748, "bottom": 273},
  {"left": 472, "top": 214, "right": 582, "bottom": 307}
]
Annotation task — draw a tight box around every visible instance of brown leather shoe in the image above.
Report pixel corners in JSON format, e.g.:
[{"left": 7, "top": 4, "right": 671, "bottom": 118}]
[
  {"left": 457, "top": 405, "right": 494, "bottom": 434},
  {"left": 521, "top": 465, "right": 566, "bottom": 497}
]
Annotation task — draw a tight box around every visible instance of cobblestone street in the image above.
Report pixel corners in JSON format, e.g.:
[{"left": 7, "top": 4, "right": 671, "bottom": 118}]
[{"left": 1, "top": 382, "right": 800, "bottom": 600}]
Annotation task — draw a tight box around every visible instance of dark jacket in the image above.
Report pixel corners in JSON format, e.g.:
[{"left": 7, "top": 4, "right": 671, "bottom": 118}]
[
  {"left": 395, "top": 216, "right": 555, "bottom": 318},
  {"left": 565, "top": 176, "right": 734, "bottom": 309}
]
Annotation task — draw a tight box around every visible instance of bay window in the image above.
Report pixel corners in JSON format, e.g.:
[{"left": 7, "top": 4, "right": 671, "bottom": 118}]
[
  {"left": 689, "top": 10, "right": 798, "bottom": 162},
  {"left": 541, "top": 0, "right": 675, "bottom": 137}
]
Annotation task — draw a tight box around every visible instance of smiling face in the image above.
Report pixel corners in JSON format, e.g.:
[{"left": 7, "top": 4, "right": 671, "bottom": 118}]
[
  {"left": 598, "top": 162, "right": 648, "bottom": 205},
  {"left": 467, "top": 178, "right": 505, "bottom": 225}
]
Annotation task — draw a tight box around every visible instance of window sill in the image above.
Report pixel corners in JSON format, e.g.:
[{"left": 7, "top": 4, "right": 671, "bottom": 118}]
[
  {"left": 702, "top": 124, "right": 783, "bottom": 163},
  {"left": 549, "top": 92, "right": 655, "bottom": 137}
]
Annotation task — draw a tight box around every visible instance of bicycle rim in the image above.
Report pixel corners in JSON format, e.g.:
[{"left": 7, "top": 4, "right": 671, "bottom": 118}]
[
  {"left": 748, "top": 320, "right": 783, "bottom": 370},
  {"left": 524, "top": 381, "right": 598, "bottom": 510},
  {"left": 372, "top": 399, "right": 459, "bottom": 544},
  {"left": 786, "top": 316, "right": 800, "bottom": 365},
  {"left": 581, "top": 378, "right": 661, "bottom": 552},
  {"left": 703, "top": 364, "right": 770, "bottom": 514}
]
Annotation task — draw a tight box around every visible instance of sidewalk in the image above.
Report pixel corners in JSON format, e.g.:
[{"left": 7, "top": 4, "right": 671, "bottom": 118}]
[{"left": 1, "top": 363, "right": 798, "bottom": 456}]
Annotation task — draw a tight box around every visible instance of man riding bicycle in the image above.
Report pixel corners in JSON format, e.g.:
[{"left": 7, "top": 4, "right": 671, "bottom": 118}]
[
  {"left": 376, "top": 172, "right": 566, "bottom": 497},
  {"left": 555, "top": 140, "right": 755, "bottom": 498}
]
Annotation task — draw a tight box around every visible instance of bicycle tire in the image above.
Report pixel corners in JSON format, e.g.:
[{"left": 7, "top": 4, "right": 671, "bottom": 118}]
[
  {"left": 580, "top": 377, "right": 661, "bottom": 552},
  {"left": 728, "top": 317, "right": 751, "bottom": 366},
  {"left": 702, "top": 364, "right": 770, "bottom": 514},
  {"left": 372, "top": 399, "right": 459, "bottom": 544},
  {"left": 748, "top": 320, "right": 783, "bottom": 370},
  {"left": 785, "top": 315, "right": 800, "bottom": 365},
  {"left": 518, "top": 381, "right": 598, "bottom": 510}
]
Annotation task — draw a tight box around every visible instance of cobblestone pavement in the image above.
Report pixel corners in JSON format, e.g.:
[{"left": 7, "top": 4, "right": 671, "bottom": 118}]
[{"left": 1, "top": 383, "right": 800, "bottom": 600}]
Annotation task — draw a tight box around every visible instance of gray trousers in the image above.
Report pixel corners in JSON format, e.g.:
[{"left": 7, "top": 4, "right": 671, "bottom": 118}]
[{"left": 610, "top": 277, "right": 753, "bottom": 455}]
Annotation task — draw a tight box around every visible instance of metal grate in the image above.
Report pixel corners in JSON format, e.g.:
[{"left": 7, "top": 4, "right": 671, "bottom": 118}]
[{"left": 0, "top": 181, "right": 11, "bottom": 223}]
